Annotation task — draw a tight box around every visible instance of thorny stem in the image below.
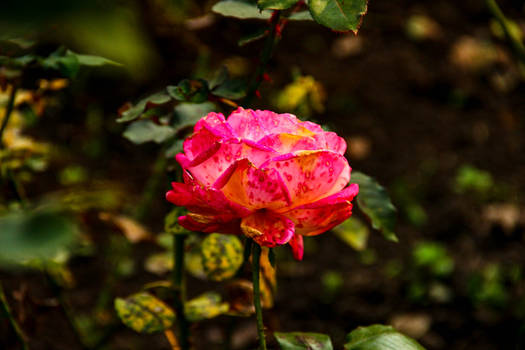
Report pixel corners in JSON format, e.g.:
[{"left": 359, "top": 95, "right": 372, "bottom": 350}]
[
  {"left": 243, "top": 11, "right": 282, "bottom": 106},
  {"left": 0, "top": 281, "right": 29, "bottom": 350},
  {"left": 173, "top": 234, "right": 190, "bottom": 350},
  {"left": 251, "top": 241, "right": 267, "bottom": 350},
  {"left": 0, "top": 86, "right": 17, "bottom": 150},
  {"left": 485, "top": 0, "right": 525, "bottom": 64}
]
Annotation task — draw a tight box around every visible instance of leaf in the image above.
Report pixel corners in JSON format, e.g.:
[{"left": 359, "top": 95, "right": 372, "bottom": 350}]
[
  {"left": 258, "top": 0, "right": 299, "bottom": 10},
  {"left": 352, "top": 171, "right": 398, "bottom": 242},
  {"left": 165, "top": 139, "right": 183, "bottom": 158},
  {"left": 238, "top": 28, "right": 269, "bottom": 46},
  {"left": 99, "top": 213, "right": 151, "bottom": 243},
  {"left": 144, "top": 252, "right": 172, "bottom": 275},
  {"left": 185, "top": 292, "right": 229, "bottom": 322},
  {"left": 0, "top": 209, "right": 78, "bottom": 265},
  {"left": 213, "top": 0, "right": 272, "bottom": 20},
  {"left": 201, "top": 233, "right": 244, "bottom": 281},
  {"left": 344, "top": 324, "right": 426, "bottom": 350},
  {"left": 68, "top": 50, "right": 122, "bottom": 67},
  {"left": 185, "top": 235, "right": 207, "bottom": 279},
  {"left": 173, "top": 102, "right": 216, "bottom": 132},
  {"left": 275, "top": 332, "right": 333, "bottom": 350},
  {"left": 117, "top": 92, "right": 172, "bottom": 123},
  {"left": 308, "top": 0, "right": 368, "bottom": 33},
  {"left": 114, "top": 292, "right": 175, "bottom": 334},
  {"left": 40, "top": 49, "right": 80, "bottom": 78},
  {"left": 211, "top": 78, "right": 247, "bottom": 100},
  {"left": 167, "top": 79, "right": 209, "bottom": 103},
  {"left": 214, "top": 0, "right": 312, "bottom": 20},
  {"left": 164, "top": 207, "right": 191, "bottom": 235},
  {"left": 333, "top": 217, "right": 369, "bottom": 251},
  {"left": 123, "top": 120, "right": 176, "bottom": 144}
]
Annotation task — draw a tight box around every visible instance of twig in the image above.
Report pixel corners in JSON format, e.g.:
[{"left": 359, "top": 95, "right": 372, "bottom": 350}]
[
  {"left": 0, "top": 281, "right": 29, "bottom": 350},
  {"left": 251, "top": 241, "right": 267, "bottom": 350},
  {"left": 485, "top": 0, "right": 525, "bottom": 64}
]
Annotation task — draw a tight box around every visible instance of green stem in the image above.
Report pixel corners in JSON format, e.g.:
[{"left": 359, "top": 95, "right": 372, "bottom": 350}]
[
  {"left": 251, "top": 241, "right": 267, "bottom": 350},
  {"left": 0, "top": 86, "right": 17, "bottom": 150},
  {"left": 243, "top": 11, "right": 282, "bottom": 106},
  {"left": 173, "top": 234, "right": 190, "bottom": 350},
  {"left": 485, "top": 0, "right": 525, "bottom": 64},
  {"left": 0, "top": 281, "right": 29, "bottom": 350}
]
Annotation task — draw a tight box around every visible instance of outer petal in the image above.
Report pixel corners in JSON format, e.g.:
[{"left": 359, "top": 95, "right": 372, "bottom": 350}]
[
  {"left": 313, "top": 132, "right": 347, "bottom": 155},
  {"left": 177, "top": 139, "right": 277, "bottom": 186},
  {"left": 166, "top": 181, "right": 252, "bottom": 222},
  {"left": 262, "top": 150, "right": 351, "bottom": 207},
  {"left": 240, "top": 211, "right": 295, "bottom": 247},
  {"left": 281, "top": 184, "right": 359, "bottom": 236},
  {"left": 178, "top": 215, "right": 242, "bottom": 234},
  {"left": 215, "top": 159, "right": 291, "bottom": 210},
  {"left": 288, "top": 234, "right": 304, "bottom": 261}
]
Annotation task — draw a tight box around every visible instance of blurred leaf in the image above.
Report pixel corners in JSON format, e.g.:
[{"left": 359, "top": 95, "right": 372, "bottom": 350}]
[
  {"left": 117, "top": 91, "right": 171, "bottom": 123},
  {"left": 212, "top": 78, "right": 247, "bottom": 99},
  {"left": 352, "top": 172, "right": 398, "bottom": 242},
  {"left": 185, "top": 235, "right": 207, "bottom": 279},
  {"left": 165, "top": 207, "right": 191, "bottom": 235},
  {"left": 167, "top": 79, "right": 209, "bottom": 103},
  {"left": 185, "top": 291, "right": 229, "bottom": 322},
  {"left": 308, "top": 0, "right": 368, "bottom": 33},
  {"left": 40, "top": 49, "right": 80, "bottom": 77},
  {"left": 239, "top": 28, "right": 269, "bottom": 46},
  {"left": 165, "top": 139, "right": 183, "bottom": 158},
  {"left": 225, "top": 279, "right": 255, "bottom": 316},
  {"left": 123, "top": 120, "right": 176, "bottom": 144},
  {"left": 333, "top": 217, "right": 369, "bottom": 251},
  {"left": 201, "top": 233, "right": 244, "bottom": 281},
  {"left": 209, "top": 66, "right": 229, "bottom": 89},
  {"left": 344, "top": 325, "right": 426, "bottom": 350},
  {"left": 455, "top": 165, "right": 493, "bottom": 195},
  {"left": 275, "top": 75, "right": 325, "bottom": 116},
  {"left": 173, "top": 102, "right": 216, "bottom": 131},
  {"left": 70, "top": 51, "right": 122, "bottom": 67},
  {"left": 275, "top": 332, "right": 333, "bottom": 350},
  {"left": 413, "top": 242, "right": 454, "bottom": 277},
  {"left": 114, "top": 292, "right": 175, "bottom": 334},
  {"left": 0, "top": 209, "right": 78, "bottom": 265},
  {"left": 144, "top": 252, "right": 172, "bottom": 275},
  {"left": 258, "top": 0, "right": 299, "bottom": 10},
  {"left": 99, "top": 213, "right": 151, "bottom": 243}
]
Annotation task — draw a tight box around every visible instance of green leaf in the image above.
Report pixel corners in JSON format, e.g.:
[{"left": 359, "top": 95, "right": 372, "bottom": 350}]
[
  {"left": 238, "top": 27, "right": 269, "bottom": 46},
  {"left": 211, "top": 78, "right": 247, "bottom": 99},
  {"left": 333, "top": 217, "right": 369, "bottom": 251},
  {"left": 288, "top": 11, "right": 314, "bottom": 21},
  {"left": 258, "top": 0, "right": 299, "bottom": 10},
  {"left": 185, "top": 235, "right": 207, "bottom": 279},
  {"left": 185, "top": 292, "right": 229, "bottom": 322},
  {"left": 40, "top": 49, "right": 80, "bottom": 78},
  {"left": 344, "top": 325, "right": 426, "bottom": 350},
  {"left": 117, "top": 92, "right": 172, "bottom": 123},
  {"left": 213, "top": 0, "right": 272, "bottom": 20},
  {"left": 352, "top": 171, "right": 398, "bottom": 242},
  {"left": 173, "top": 102, "right": 216, "bottom": 131},
  {"left": 201, "top": 233, "right": 244, "bottom": 281},
  {"left": 275, "top": 332, "right": 333, "bottom": 350},
  {"left": 0, "top": 209, "right": 78, "bottom": 265},
  {"left": 114, "top": 292, "right": 175, "bottom": 334},
  {"left": 164, "top": 207, "right": 191, "bottom": 235},
  {"left": 165, "top": 139, "right": 183, "bottom": 158},
  {"left": 122, "top": 120, "right": 175, "bottom": 144},
  {"left": 308, "top": 0, "right": 368, "bottom": 33},
  {"left": 167, "top": 79, "right": 209, "bottom": 103},
  {"left": 67, "top": 50, "right": 122, "bottom": 67}
]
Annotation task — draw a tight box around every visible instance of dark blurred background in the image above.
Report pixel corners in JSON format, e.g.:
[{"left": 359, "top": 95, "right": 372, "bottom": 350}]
[{"left": 1, "top": 0, "right": 525, "bottom": 349}]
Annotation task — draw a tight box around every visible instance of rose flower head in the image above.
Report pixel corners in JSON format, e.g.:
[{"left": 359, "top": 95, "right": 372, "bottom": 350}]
[{"left": 166, "top": 108, "right": 359, "bottom": 260}]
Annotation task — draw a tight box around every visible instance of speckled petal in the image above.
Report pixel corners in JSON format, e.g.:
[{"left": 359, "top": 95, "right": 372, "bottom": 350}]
[
  {"left": 257, "top": 133, "right": 320, "bottom": 154},
  {"left": 215, "top": 159, "right": 291, "bottom": 210},
  {"left": 262, "top": 150, "right": 351, "bottom": 207},
  {"left": 314, "top": 132, "right": 347, "bottom": 155},
  {"left": 178, "top": 139, "right": 277, "bottom": 186},
  {"left": 288, "top": 234, "right": 304, "bottom": 260},
  {"left": 281, "top": 184, "right": 358, "bottom": 236},
  {"left": 240, "top": 211, "right": 295, "bottom": 247}
]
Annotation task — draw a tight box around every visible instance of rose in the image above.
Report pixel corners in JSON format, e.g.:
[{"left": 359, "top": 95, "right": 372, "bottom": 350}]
[{"left": 166, "top": 108, "right": 358, "bottom": 260}]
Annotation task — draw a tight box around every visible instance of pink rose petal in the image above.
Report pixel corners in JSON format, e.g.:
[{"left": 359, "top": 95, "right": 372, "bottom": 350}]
[{"left": 240, "top": 211, "right": 295, "bottom": 247}]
